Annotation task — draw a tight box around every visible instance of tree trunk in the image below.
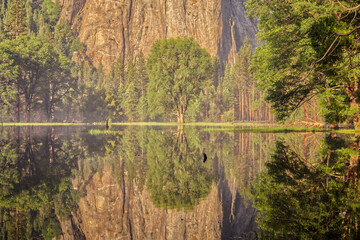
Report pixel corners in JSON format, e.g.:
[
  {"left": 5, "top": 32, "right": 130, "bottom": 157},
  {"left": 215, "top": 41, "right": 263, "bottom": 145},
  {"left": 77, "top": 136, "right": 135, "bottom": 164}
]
[
  {"left": 350, "top": 99, "right": 360, "bottom": 130},
  {"left": 177, "top": 112, "right": 185, "bottom": 123},
  {"left": 25, "top": 101, "right": 31, "bottom": 123},
  {"left": 353, "top": 116, "right": 360, "bottom": 130},
  {"left": 14, "top": 82, "right": 20, "bottom": 122},
  {"left": 234, "top": 87, "right": 239, "bottom": 121},
  {"left": 303, "top": 103, "right": 309, "bottom": 122},
  {"left": 345, "top": 79, "right": 360, "bottom": 130},
  {"left": 241, "top": 93, "right": 244, "bottom": 122}
]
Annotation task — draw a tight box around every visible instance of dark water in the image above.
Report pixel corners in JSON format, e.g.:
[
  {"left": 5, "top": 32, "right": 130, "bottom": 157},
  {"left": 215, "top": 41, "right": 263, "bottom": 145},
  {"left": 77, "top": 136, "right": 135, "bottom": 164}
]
[{"left": 0, "top": 126, "right": 359, "bottom": 239}]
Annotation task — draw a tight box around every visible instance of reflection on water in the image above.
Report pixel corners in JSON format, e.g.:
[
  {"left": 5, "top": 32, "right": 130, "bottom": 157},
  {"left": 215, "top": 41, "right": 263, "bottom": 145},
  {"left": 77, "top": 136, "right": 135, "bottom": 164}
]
[
  {"left": 0, "top": 126, "right": 334, "bottom": 239},
  {"left": 252, "top": 133, "right": 360, "bottom": 239}
]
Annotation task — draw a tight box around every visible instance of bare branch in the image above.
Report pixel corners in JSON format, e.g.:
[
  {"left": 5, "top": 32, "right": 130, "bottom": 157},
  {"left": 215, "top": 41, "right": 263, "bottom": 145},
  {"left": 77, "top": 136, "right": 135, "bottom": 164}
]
[
  {"left": 336, "top": 1, "right": 360, "bottom": 11},
  {"left": 299, "top": 26, "right": 360, "bottom": 84}
]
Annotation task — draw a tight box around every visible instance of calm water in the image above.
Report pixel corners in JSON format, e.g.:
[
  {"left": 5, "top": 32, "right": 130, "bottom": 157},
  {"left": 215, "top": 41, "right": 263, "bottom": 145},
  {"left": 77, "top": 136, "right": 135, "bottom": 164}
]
[{"left": 0, "top": 126, "right": 359, "bottom": 239}]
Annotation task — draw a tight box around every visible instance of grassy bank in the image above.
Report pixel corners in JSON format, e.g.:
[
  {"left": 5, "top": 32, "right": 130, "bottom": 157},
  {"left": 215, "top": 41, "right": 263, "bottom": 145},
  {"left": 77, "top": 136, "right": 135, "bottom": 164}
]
[
  {"left": 2, "top": 122, "right": 357, "bottom": 134},
  {"left": 1, "top": 122, "right": 91, "bottom": 126},
  {"left": 1, "top": 121, "right": 274, "bottom": 127}
]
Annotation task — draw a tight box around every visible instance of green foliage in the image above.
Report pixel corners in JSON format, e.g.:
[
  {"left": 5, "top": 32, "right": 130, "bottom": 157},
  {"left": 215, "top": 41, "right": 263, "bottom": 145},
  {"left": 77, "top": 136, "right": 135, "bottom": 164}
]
[
  {"left": 121, "top": 62, "right": 139, "bottom": 121},
  {"left": 147, "top": 37, "right": 213, "bottom": 123},
  {"left": 4, "top": 0, "right": 27, "bottom": 39},
  {"left": 246, "top": 0, "right": 360, "bottom": 127},
  {"left": 54, "top": 20, "right": 75, "bottom": 57},
  {"left": 221, "top": 110, "right": 234, "bottom": 122},
  {"left": 41, "top": 0, "right": 61, "bottom": 27}
]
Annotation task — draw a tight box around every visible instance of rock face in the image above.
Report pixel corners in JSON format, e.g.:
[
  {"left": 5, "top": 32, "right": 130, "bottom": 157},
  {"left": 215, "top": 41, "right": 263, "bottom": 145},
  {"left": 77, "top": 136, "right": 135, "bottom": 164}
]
[
  {"left": 59, "top": 155, "right": 257, "bottom": 240},
  {"left": 60, "top": 0, "right": 257, "bottom": 72},
  {"left": 73, "top": 168, "right": 224, "bottom": 240}
]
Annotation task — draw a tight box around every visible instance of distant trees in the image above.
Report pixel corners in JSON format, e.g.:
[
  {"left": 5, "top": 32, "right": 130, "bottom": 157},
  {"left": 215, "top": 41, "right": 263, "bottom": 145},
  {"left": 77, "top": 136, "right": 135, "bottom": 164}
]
[
  {"left": 4, "top": 0, "right": 27, "bottom": 39},
  {"left": 219, "top": 37, "right": 274, "bottom": 123},
  {"left": 0, "top": 0, "right": 277, "bottom": 123},
  {"left": 103, "top": 53, "right": 148, "bottom": 122},
  {"left": 146, "top": 37, "right": 213, "bottom": 123}
]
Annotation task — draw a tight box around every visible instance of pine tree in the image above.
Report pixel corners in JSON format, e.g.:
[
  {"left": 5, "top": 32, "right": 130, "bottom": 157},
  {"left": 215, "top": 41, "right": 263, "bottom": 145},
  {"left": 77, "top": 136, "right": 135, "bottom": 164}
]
[
  {"left": 0, "top": 0, "right": 6, "bottom": 19},
  {"left": 122, "top": 62, "right": 139, "bottom": 121},
  {"left": 26, "top": 0, "right": 36, "bottom": 34},
  {"left": 135, "top": 52, "right": 148, "bottom": 120},
  {"left": 0, "top": 18, "right": 4, "bottom": 40},
  {"left": 4, "top": 0, "right": 27, "bottom": 39}
]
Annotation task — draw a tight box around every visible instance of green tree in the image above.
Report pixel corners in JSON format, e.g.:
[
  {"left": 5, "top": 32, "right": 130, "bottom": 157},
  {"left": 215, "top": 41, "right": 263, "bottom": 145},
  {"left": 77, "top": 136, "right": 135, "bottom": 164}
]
[
  {"left": 0, "top": 39, "right": 18, "bottom": 121},
  {"left": 40, "top": 53, "right": 76, "bottom": 122},
  {"left": 246, "top": 0, "right": 360, "bottom": 128},
  {"left": 104, "top": 57, "right": 125, "bottom": 121},
  {"left": 147, "top": 37, "right": 213, "bottom": 123},
  {"left": 16, "top": 37, "right": 52, "bottom": 122},
  {"left": 122, "top": 61, "right": 138, "bottom": 121},
  {"left": 54, "top": 20, "right": 75, "bottom": 58},
  {"left": 233, "top": 37, "right": 253, "bottom": 121},
  {"left": 4, "top": 0, "right": 27, "bottom": 39},
  {"left": 135, "top": 52, "right": 148, "bottom": 121}
]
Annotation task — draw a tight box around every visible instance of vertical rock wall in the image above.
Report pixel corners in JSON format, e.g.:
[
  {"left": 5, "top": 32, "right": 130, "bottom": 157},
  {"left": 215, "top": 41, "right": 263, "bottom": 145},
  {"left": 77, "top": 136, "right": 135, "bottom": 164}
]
[{"left": 60, "top": 0, "right": 257, "bottom": 72}]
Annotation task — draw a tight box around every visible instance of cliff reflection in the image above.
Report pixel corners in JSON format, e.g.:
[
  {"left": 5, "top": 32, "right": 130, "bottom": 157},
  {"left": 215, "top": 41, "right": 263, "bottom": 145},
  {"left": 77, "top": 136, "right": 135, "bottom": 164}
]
[
  {"left": 0, "top": 126, "right": 324, "bottom": 239},
  {"left": 252, "top": 134, "right": 360, "bottom": 239}
]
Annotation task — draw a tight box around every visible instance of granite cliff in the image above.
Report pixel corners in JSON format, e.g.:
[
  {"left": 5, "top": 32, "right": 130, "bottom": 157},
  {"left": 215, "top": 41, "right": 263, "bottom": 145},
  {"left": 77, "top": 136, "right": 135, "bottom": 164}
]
[
  {"left": 58, "top": 0, "right": 257, "bottom": 72},
  {"left": 58, "top": 155, "right": 257, "bottom": 240}
]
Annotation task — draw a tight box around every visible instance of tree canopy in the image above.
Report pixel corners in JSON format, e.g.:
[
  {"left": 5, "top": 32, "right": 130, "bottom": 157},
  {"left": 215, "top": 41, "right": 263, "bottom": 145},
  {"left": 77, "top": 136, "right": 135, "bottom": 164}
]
[
  {"left": 146, "top": 37, "right": 213, "bottom": 123},
  {"left": 246, "top": 0, "right": 360, "bottom": 128}
]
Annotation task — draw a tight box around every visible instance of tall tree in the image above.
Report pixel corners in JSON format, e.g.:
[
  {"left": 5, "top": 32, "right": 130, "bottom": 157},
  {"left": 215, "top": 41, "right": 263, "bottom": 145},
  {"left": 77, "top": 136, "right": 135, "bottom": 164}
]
[
  {"left": 3, "top": 0, "right": 27, "bottom": 122},
  {"left": 233, "top": 37, "right": 253, "bottom": 121},
  {"left": 0, "top": 39, "right": 18, "bottom": 121},
  {"left": 122, "top": 61, "right": 138, "bottom": 121},
  {"left": 246, "top": 0, "right": 360, "bottom": 128},
  {"left": 41, "top": 53, "right": 76, "bottom": 122},
  {"left": 4, "top": 0, "right": 27, "bottom": 39},
  {"left": 147, "top": 37, "right": 213, "bottom": 123},
  {"left": 104, "top": 56, "right": 125, "bottom": 121},
  {"left": 135, "top": 52, "right": 148, "bottom": 121}
]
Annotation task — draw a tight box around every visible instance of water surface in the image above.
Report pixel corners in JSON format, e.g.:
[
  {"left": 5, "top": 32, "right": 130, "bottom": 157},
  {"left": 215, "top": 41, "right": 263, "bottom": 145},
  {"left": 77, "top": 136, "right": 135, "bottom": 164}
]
[{"left": 0, "top": 126, "right": 357, "bottom": 239}]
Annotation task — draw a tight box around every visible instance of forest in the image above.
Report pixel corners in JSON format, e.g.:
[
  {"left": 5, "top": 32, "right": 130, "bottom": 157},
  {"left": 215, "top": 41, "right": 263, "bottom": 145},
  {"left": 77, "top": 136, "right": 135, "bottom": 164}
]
[
  {"left": 1, "top": 0, "right": 360, "bottom": 128},
  {"left": 0, "top": 0, "right": 277, "bottom": 124}
]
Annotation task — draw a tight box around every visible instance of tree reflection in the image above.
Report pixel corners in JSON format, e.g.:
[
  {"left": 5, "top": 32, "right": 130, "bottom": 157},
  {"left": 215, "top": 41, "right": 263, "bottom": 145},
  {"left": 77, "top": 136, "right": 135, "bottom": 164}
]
[
  {"left": 0, "top": 127, "right": 80, "bottom": 239},
  {"left": 252, "top": 134, "right": 360, "bottom": 239},
  {"left": 146, "top": 128, "right": 213, "bottom": 210}
]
